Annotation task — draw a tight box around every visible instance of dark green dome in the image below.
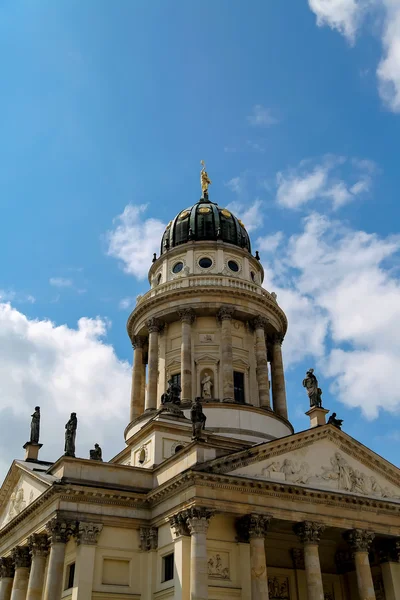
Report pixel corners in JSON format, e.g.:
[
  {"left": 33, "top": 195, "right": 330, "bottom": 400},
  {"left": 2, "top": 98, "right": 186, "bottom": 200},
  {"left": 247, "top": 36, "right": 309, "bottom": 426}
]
[{"left": 161, "top": 199, "right": 251, "bottom": 254}]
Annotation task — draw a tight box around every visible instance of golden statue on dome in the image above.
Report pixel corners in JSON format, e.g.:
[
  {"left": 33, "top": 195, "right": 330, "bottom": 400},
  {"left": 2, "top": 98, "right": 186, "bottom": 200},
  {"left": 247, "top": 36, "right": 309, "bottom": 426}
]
[{"left": 200, "top": 160, "right": 212, "bottom": 197}]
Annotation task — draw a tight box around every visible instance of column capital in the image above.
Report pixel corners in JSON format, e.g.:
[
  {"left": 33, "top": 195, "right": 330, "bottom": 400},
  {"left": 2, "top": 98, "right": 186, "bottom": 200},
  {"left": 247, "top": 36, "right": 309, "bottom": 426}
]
[
  {"left": 0, "top": 557, "right": 14, "bottom": 578},
  {"left": 168, "top": 511, "right": 189, "bottom": 537},
  {"left": 11, "top": 546, "right": 30, "bottom": 569},
  {"left": 139, "top": 526, "right": 158, "bottom": 551},
  {"left": 75, "top": 522, "right": 103, "bottom": 546},
  {"left": 344, "top": 529, "right": 375, "bottom": 553},
  {"left": 45, "top": 517, "right": 75, "bottom": 545},
  {"left": 294, "top": 521, "right": 325, "bottom": 544},
  {"left": 28, "top": 533, "right": 49, "bottom": 557},
  {"left": 185, "top": 506, "right": 214, "bottom": 535},
  {"left": 217, "top": 306, "right": 235, "bottom": 321},
  {"left": 132, "top": 335, "right": 146, "bottom": 349},
  {"left": 236, "top": 513, "right": 272, "bottom": 542},
  {"left": 178, "top": 308, "right": 196, "bottom": 324},
  {"left": 146, "top": 317, "right": 163, "bottom": 333},
  {"left": 272, "top": 332, "right": 285, "bottom": 345},
  {"left": 251, "top": 316, "right": 269, "bottom": 331}
]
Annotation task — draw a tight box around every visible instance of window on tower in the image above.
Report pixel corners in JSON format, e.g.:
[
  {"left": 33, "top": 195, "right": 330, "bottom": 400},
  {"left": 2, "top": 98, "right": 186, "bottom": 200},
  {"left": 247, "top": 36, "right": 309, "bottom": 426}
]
[{"left": 233, "top": 371, "right": 245, "bottom": 404}]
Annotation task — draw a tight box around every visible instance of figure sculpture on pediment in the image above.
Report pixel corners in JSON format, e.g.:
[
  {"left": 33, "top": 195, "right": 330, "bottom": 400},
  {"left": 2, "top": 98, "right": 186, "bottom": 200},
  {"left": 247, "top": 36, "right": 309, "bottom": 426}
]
[
  {"left": 201, "top": 372, "right": 213, "bottom": 400},
  {"left": 327, "top": 412, "right": 343, "bottom": 430},
  {"left": 30, "top": 406, "right": 40, "bottom": 444},
  {"left": 302, "top": 368, "right": 323, "bottom": 408},
  {"left": 90, "top": 443, "right": 103, "bottom": 461},
  {"left": 64, "top": 413, "right": 78, "bottom": 458}
]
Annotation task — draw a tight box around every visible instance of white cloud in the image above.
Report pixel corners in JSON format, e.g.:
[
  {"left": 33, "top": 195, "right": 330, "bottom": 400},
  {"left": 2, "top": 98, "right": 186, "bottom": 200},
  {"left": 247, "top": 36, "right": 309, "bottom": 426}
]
[
  {"left": 226, "top": 199, "right": 264, "bottom": 232},
  {"left": 257, "top": 231, "right": 284, "bottom": 253},
  {"left": 106, "top": 204, "right": 166, "bottom": 280},
  {"left": 308, "top": 0, "right": 369, "bottom": 44},
  {"left": 0, "top": 303, "right": 131, "bottom": 477},
  {"left": 259, "top": 212, "right": 400, "bottom": 419},
  {"left": 247, "top": 105, "right": 278, "bottom": 127},
  {"left": 226, "top": 177, "right": 244, "bottom": 194},
  {"left": 276, "top": 156, "right": 374, "bottom": 210},
  {"left": 377, "top": 1, "right": 400, "bottom": 112},
  {"left": 49, "top": 277, "right": 73, "bottom": 288},
  {"left": 119, "top": 297, "right": 137, "bottom": 310}
]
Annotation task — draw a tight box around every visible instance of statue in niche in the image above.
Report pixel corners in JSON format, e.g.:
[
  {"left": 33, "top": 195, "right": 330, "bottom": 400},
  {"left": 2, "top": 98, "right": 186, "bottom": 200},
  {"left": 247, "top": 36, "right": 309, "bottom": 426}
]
[
  {"left": 191, "top": 397, "right": 206, "bottom": 439},
  {"left": 302, "top": 368, "right": 323, "bottom": 407},
  {"left": 64, "top": 413, "right": 78, "bottom": 457},
  {"left": 30, "top": 406, "right": 40, "bottom": 444},
  {"left": 201, "top": 372, "right": 213, "bottom": 400},
  {"left": 90, "top": 443, "right": 103, "bottom": 461},
  {"left": 161, "top": 378, "right": 181, "bottom": 405},
  {"left": 327, "top": 412, "right": 343, "bottom": 430}
]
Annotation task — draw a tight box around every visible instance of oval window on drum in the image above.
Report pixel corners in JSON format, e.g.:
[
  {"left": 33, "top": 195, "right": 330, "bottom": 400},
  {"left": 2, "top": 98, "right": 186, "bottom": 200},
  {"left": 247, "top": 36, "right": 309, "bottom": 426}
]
[
  {"left": 228, "top": 260, "right": 239, "bottom": 272},
  {"left": 199, "top": 257, "right": 213, "bottom": 269},
  {"left": 172, "top": 262, "right": 184, "bottom": 274}
]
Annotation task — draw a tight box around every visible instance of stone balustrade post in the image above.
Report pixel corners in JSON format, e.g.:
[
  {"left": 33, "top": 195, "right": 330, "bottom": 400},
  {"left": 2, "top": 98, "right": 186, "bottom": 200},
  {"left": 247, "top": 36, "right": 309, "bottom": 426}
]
[
  {"left": 236, "top": 514, "right": 272, "bottom": 600},
  {"left": 26, "top": 534, "right": 49, "bottom": 600},
  {"left": 270, "top": 333, "right": 288, "bottom": 420},
  {"left": 10, "top": 547, "right": 30, "bottom": 600},
  {"left": 130, "top": 336, "right": 146, "bottom": 421},
  {"left": 294, "top": 522, "right": 325, "bottom": 600},
  {"left": 0, "top": 558, "right": 14, "bottom": 600},
  {"left": 252, "top": 317, "right": 271, "bottom": 410},
  {"left": 72, "top": 522, "right": 103, "bottom": 600},
  {"left": 217, "top": 307, "right": 235, "bottom": 402},
  {"left": 345, "top": 529, "right": 376, "bottom": 600},
  {"left": 43, "top": 517, "right": 75, "bottom": 600},
  {"left": 146, "top": 318, "right": 163, "bottom": 411},
  {"left": 178, "top": 309, "right": 196, "bottom": 402}
]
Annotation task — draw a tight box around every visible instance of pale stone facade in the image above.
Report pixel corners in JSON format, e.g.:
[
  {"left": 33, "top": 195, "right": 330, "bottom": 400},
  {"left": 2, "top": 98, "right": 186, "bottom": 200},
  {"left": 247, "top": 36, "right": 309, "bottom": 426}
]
[{"left": 0, "top": 193, "right": 399, "bottom": 600}]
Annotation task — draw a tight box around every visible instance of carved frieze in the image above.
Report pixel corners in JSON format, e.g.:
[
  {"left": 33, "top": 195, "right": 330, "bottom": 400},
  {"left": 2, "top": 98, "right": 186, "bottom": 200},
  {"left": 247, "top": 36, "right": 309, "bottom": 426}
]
[
  {"left": 207, "top": 552, "right": 230, "bottom": 580},
  {"left": 8, "top": 487, "right": 26, "bottom": 521},
  {"left": 268, "top": 576, "right": 289, "bottom": 599}
]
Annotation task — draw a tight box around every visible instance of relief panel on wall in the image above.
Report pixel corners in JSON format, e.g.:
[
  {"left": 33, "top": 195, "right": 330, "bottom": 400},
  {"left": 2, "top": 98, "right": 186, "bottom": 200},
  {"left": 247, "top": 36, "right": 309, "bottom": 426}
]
[
  {"left": 207, "top": 551, "right": 230, "bottom": 580},
  {"left": 268, "top": 576, "right": 290, "bottom": 599}
]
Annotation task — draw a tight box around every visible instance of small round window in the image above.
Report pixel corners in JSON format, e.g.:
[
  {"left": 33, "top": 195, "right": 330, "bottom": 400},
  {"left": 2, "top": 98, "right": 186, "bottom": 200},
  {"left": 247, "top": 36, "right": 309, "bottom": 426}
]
[
  {"left": 172, "top": 262, "right": 184, "bottom": 274},
  {"left": 228, "top": 260, "right": 239, "bottom": 272},
  {"left": 199, "top": 257, "right": 213, "bottom": 269}
]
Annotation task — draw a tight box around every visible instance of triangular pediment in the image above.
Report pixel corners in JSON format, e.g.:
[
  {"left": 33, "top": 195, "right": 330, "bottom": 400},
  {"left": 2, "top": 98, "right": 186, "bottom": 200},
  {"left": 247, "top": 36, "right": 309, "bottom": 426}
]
[
  {"left": 0, "top": 462, "right": 54, "bottom": 530},
  {"left": 208, "top": 427, "right": 400, "bottom": 502}
]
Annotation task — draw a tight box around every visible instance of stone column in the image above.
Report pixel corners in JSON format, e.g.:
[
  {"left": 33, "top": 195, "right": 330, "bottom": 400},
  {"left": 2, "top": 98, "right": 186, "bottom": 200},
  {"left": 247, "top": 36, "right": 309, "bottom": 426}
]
[
  {"left": 217, "top": 307, "right": 235, "bottom": 402},
  {"left": 236, "top": 514, "right": 271, "bottom": 600},
  {"left": 146, "top": 318, "right": 162, "bottom": 411},
  {"left": 345, "top": 529, "right": 376, "bottom": 600},
  {"left": 140, "top": 358, "right": 147, "bottom": 410},
  {"left": 380, "top": 540, "right": 400, "bottom": 600},
  {"left": 0, "top": 558, "right": 14, "bottom": 600},
  {"left": 185, "top": 507, "right": 213, "bottom": 600},
  {"left": 26, "top": 534, "right": 49, "bottom": 600},
  {"left": 179, "top": 308, "right": 196, "bottom": 402},
  {"left": 130, "top": 336, "right": 145, "bottom": 421},
  {"left": 270, "top": 333, "right": 288, "bottom": 419},
  {"left": 43, "top": 517, "right": 74, "bottom": 600},
  {"left": 10, "top": 547, "right": 30, "bottom": 600},
  {"left": 168, "top": 514, "right": 191, "bottom": 600},
  {"left": 294, "top": 522, "right": 325, "bottom": 600},
  {"left": 72, "top": 522, "right": 103, "bottom": 600},
  {"left": 252, "top": 317, "right": 271, "bottom": 410}
]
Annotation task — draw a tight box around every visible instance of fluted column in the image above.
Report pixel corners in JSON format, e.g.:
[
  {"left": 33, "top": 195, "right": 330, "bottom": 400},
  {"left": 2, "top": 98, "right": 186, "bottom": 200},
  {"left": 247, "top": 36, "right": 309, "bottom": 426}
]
[
  {"left": 26, "top": 535, "right": 49, "bottom": 600},
  {"left": 10, "top": 548, "right": 30, "bottom": 600},
  {"left": 345, "top": 529, "right": 376, "bottom": 600},
  {"left": 236, "top": 514, "right": 271, "bottom": 600},
  {"left": 252, "top": 317, "right": 271, "bottom": 410},
  {"left": 179, "top": 309, "right": 196, "bottom": 402},
  {"left": 130, "top": 336, "right": 145, "bottom": 421},
  {"left": 140, "top": 358, "right": 146, "bottom": 410},
  {"left": 380, "top": 540, "right": 400, "bottom": 600},
  {"left": 0, "top": 558, "right": 14, "bottom": 600},
  {"left": 294, "top": 522, "right": 325, "bottom": 600},
  {"left": 270, "top": 333, "right": 288, "bottom": 419},
  {"left": 43, "top": 517, "right": 74, "bottom": 600},
  {"left": 73, "top": 522, "right": 103, "bottom": 599},
  {"left": 186, "top": 507, "right": 213, "bottom": 600},
  {"left": 217, "top": 307, "right": 235, "bottom": 402},
  {"left": 146, "top": 318, "right": 162, "bottom": 411}
]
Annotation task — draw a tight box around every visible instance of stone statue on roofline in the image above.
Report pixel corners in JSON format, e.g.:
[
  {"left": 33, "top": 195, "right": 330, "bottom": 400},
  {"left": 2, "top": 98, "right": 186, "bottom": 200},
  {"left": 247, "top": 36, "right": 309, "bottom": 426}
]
[
  {"left": 327, "top": 413, "right": 343, "bottom": 430},
  {"left": 30, "top": 407, "right": 40, "bottom": 444},
  {"left": 302, "top": 368, "right": 323, "bottom": 408},
  {"left": 64, "top": 413, "right": 78, "bottom": 457},
  {"left": 90, "top": 443, "right": 103, "bottom": 461},
  {"left": 191, "top": 397, "right": 207, "bottom": 440}
]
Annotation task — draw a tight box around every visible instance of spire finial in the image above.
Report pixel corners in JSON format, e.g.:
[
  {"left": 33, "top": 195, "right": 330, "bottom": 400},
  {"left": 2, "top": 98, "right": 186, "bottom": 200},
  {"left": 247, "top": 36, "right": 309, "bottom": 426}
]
[{"left": 200, "top": 160, "right": 212, "bottom": 200}]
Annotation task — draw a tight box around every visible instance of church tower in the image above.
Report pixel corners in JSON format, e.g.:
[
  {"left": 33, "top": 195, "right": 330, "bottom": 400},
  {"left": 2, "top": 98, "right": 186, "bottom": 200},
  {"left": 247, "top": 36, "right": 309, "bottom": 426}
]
[{"left": 123, "top": 163, "right": 293, "bottom": 468}]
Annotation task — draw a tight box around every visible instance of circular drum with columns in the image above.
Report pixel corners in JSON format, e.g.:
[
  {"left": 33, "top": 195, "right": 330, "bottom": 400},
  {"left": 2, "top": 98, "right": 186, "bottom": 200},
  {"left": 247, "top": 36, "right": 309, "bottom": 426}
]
[{"left": 126, "top": 194, "right": 293, "bottom": 445}]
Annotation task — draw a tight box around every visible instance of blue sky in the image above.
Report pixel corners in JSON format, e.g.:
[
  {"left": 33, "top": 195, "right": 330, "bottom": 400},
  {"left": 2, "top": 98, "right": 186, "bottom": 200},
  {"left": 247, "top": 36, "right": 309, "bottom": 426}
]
[{"left": 0, "top": 0, "right": 400, "bottom": 476}]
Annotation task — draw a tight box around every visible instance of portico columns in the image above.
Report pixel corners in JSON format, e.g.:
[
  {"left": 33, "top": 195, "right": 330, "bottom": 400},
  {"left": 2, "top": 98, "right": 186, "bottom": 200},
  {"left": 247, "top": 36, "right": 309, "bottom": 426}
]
[
  {"left": 186, "top": 507, "right": 213, "bottom": 600},
  {"left": 294, "top": 522, "right": 325, "bottom": 600},
  {"left": 380, "top": 540, "right": 400, "bottom": 600},
  {"left": 43, "top": 517, "right": 74, "bottom": 600},
  {"left": 217, "top": 307, "right": 235, "bottom": 402},
  {"left": 26, "top": 535, "right": 49, "bottom": 600},
  {"left": 72, "top": 522, "right": 103, "bottom": 600},
  {"left": 252, "top": 317, "right": 271, "bottom": 410},
  {"left": 10, "top": 547, "right": 30, "bottom": 600},
  {"left": 270, "top": 333, "right": 288, "bottom": 419},
  {"left": 236, "top": 514, "right": 271, "bottom": 600},
  {"left": 178, "top": 308, "right": 196, "bottom": 402},
  {"left": 345, "top": 529, "right": 376, "bottom": 600},
  {"left": 0, "top": 558, "right": 14, "bottom": 600},
  {"left": 130, "top": 336, "right": 145, "bottom": 421},
  {"left": 146, "top": 318, "right": 163, "bottom": 411}
]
